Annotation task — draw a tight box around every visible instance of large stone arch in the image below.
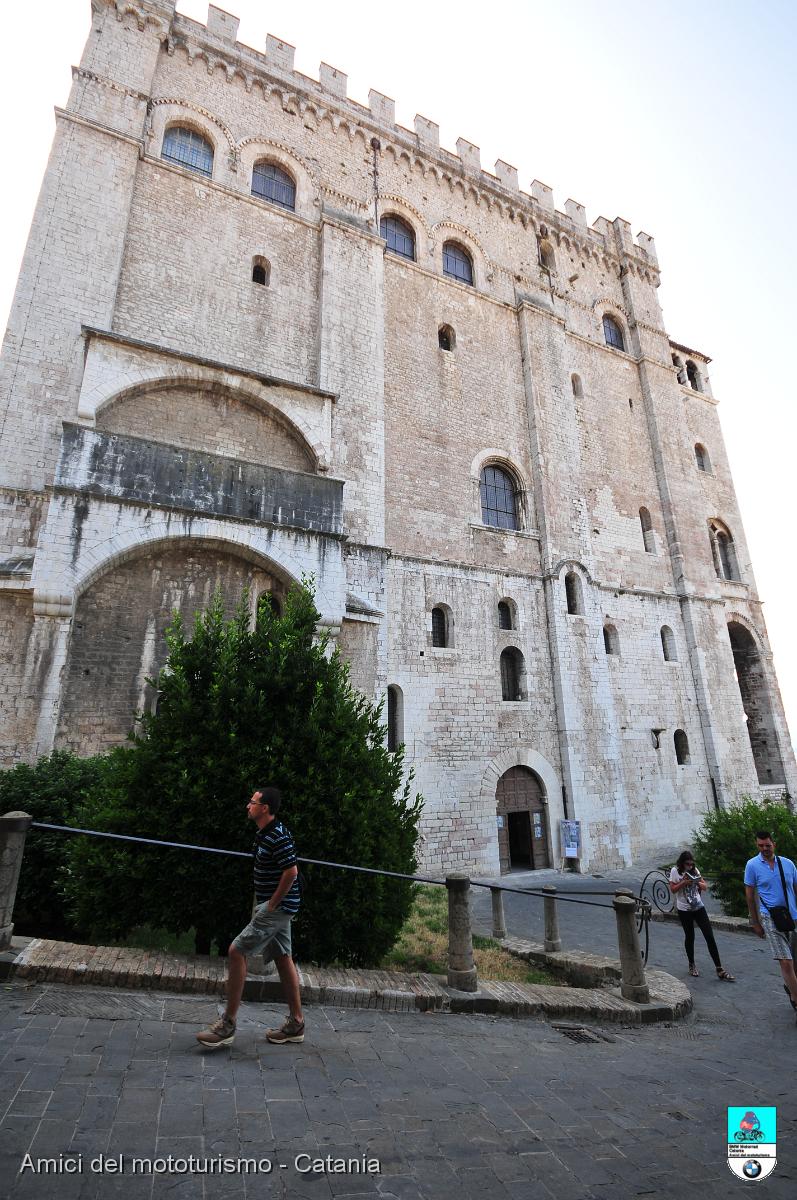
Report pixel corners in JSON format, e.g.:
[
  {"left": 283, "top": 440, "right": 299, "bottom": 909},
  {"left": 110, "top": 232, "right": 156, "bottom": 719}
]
[
  {"left": 727, "top": 618, "right": 785, "bottom": 785},
  {"left": 54, "top": 535, "right": 298, "bottom": 756},
  {"left": 83, "top": 373, "right": 325, "bottom": 472},
  {"left": 481, "top": 749, "right": 561, "bottom": 872}
]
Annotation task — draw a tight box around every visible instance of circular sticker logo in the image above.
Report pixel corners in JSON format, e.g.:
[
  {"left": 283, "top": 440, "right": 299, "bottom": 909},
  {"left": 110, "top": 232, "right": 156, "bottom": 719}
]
[{"left": 743, "top": 1162, "right": 762, "bottom": 1179}]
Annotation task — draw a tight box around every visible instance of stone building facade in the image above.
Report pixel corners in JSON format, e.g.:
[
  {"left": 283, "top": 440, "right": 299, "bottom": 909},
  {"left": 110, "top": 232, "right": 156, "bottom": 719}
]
[{"left": 1, "top": 0, "right": 794, "bottom": 873}]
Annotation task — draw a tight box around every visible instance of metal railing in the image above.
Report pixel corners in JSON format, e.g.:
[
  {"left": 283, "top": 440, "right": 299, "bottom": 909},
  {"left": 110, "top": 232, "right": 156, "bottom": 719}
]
[{"left": 0, "top": 814, "right": 655, "bottom": 1003}]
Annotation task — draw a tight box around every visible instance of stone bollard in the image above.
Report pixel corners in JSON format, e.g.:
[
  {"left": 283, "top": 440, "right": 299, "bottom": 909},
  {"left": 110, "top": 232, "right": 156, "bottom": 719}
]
[
  {"left": 446, "top": 874, "right": 477, "bottom": 992},
  {"left": 612, "top": 893, "right": 650, "bottom": 1003},
  {"left": 0, "top": 812, "right": 33, "bottom": 952},
  {"left": 543, "top": 884, "right": 561, "bottom": 952},
  {"left": 490, "top": 886, "right": 506, "bottom": 940}
]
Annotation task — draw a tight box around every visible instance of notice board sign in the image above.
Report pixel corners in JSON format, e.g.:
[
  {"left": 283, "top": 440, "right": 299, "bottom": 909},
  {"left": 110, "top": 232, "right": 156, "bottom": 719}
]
[{"left": 560, "top": 819, "right": 581, "bottom": 859}]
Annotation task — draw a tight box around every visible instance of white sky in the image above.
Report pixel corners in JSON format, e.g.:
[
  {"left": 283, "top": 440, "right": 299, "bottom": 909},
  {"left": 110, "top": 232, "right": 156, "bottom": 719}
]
[{"left": 1, "top": 0, "right": 795, "bottom": 755}]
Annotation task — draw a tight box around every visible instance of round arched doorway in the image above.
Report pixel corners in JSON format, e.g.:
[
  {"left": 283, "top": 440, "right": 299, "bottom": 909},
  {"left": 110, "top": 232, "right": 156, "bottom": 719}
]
[{"left": 496, "top": 766, "right": 551, "bottom": 872}]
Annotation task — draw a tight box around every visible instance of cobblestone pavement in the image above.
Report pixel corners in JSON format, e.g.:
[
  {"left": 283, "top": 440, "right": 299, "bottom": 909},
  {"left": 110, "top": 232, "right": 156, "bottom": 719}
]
[{"left": 1, "top": 967, "right": 795, "bottom": 1200}]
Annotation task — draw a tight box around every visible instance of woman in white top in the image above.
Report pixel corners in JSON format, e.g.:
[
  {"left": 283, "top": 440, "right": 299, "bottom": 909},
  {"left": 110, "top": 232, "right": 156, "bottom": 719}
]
[{"left": 669, "top": 850, "right": 735, "bottom": 981}]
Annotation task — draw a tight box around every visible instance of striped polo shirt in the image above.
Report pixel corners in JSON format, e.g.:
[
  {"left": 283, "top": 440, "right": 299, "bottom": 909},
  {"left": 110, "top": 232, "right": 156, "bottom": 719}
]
[{"left": 253, "top": 818, "right": 301, "bottom": 914}]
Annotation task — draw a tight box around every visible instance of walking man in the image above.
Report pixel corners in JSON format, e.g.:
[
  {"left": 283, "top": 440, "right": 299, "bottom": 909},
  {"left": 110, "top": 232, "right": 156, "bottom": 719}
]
[
  {"left": 197, "top": 786, "right": 304, "bottom": 1049},
  {"left": 744, "top": 830, "right": 797, "bottom": 1015}
]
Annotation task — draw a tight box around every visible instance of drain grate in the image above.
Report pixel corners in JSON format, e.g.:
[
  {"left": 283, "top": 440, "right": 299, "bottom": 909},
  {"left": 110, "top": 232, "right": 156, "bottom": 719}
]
[
  {"left": 26, "top": 990, "right": 160, "bottom": 1020},
  {"left": 552, "top": 1023, "right": 603, "bottom": 1044},
  {"left": 25, "top": 989, "right": 215, "bottom": 1024}
]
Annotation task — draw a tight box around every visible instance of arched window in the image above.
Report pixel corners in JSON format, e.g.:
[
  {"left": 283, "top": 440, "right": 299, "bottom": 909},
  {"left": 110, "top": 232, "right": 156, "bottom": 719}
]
[
  {"left": 387, "top": 685, "right": 403, "bottom": 752},
  {"left": 674, "top": 729, "right": 690, "bottom": 765},
  {"left": 661, "top": 625, "right": 677, "bottom": 662},
  {"left": 603, "top": 314, "right": 625, "bottom": 351},
  {"left": 565, "top": 572, "right": 583, "bottom": 616},
  {"left": 709, "top": 521, "right": 739, "bottom": 581},
  {"left": 672, "top": 354, "right": 686, "bottom": 384},
  {"left": 539, "top": 239, "right": 556, "bottom": 272},
  {"left": 438, "top": 324, "right": 455, "bottom": 351},
  {"left": 694, "top": 443, "right": 709, "bottom": 472},
  {"left": 500, "top": 647, "right": 525, "bottom": 701},
  {"left": 498, "top": 600, "right": 514, "bottom": 630},
  {"left": 639, "top": 506, "right": 655, "bottom": 554},
  {"left": 162, "top": 126, "right": 214, "bottom": 177},
  {"left": 443, "top": 241, "right": 473, "bottom": 285},
  {"left": 251, "top": 161, "right": 296, "bottom": 210},
  {"left": 686, "top": 361, "right": 701, "bottom": 392},
  {"left": 480, "top": 465, "right": 519, "bottom": 530},
  {"left": 431, "top": 606, "right": 448, "bottom": 648},
  {"left": 380, "top": 214, "right": 415, "bottom": 260},
  {"left": 571, "top": 374, "right": 583, "bottom": 398},
  {"left": 603, "top": 624, "right": 619, "bottom": 655},
  {"left": 251, "top": 256, "right": 271, "bottom": 287}
]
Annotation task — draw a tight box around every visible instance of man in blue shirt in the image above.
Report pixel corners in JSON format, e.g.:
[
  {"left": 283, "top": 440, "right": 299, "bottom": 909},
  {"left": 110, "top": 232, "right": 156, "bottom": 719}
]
[
  {"left": 744, "top": 830, "right": 797, "bottom": 1014},
  {"left": 197, "top": 786, "right": 304, "bottom": 1049}
]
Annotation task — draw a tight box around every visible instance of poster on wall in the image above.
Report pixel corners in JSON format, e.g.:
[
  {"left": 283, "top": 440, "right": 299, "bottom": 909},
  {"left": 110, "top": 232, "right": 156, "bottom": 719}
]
[{"left": 560, "top": 819, "right": 581, "bottom": 859}]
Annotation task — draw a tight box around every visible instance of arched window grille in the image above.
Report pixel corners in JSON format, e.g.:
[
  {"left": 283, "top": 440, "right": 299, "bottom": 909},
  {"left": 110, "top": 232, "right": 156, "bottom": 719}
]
[
  {"left": 660, "top": 625, "right": 677, "bottom": 662},
  {"left": 674, "top": 729, "right": 690, "bottom": 765},
  {"left": 251, "top": 161, "right": 296, "bottom": 210},
  {"left": 480, "top": 465, "right": 519, "bottom": 530},
  {"left": 387, "top": 685, "right": 403, "bottom": 752},
  {"left": 498, "top": 600, "right": 513, "bottom": 630},
  {"left": 500, "top": 647, "right": 525, "bottom": 701},
  {"left": 686, "top": 361, "right": 701, "bottom": 391},
  {"left": 565, "top": 572, "right": 583, "bottom": 615},
  {"left": 162, "top": 126, "right": 214, "bottom": 177},
  {"left": 603, "top": 314, "right": 625, "bottom": 351},
  {"left": 443, "top": 241, "right": 473, "bottom": 285},
  {"left": 431, "top": 606, "right": 448, "bottom": 648},
  {"left": 380, "top": 214, "right": 415, "bottom": 260}
]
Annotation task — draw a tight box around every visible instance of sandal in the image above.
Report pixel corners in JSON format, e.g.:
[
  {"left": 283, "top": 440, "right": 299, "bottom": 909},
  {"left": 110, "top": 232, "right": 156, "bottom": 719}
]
[
  {"left": 688, "top": 963, "right": 700, "bottom": 977},
  {"left": 716, "top": 968, "right": 735, "bottom": 982}
]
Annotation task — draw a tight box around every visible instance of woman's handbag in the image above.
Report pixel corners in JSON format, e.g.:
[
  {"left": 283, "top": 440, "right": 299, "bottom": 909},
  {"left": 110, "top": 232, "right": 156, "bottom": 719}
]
[{"left": 767, "top": 857, "right": 796, "bottom": 934}]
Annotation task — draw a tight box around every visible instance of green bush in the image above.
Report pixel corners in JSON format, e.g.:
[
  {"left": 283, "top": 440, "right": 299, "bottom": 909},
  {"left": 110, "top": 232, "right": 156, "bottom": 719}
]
[
  {"left": 0, "top": 750, "right": 110, "bottom": 940},
  {"left": 692, "top": 797, "right": 797, "bottom": 916},
  {"left": 62, "top": 583, "right": 423, "bottom": 965}
]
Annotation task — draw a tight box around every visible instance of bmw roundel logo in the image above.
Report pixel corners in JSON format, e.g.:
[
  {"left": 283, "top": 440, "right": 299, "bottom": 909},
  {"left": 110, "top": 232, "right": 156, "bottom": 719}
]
[{"left": 743, "top": 1160, "right": 762, "bottom": 1179}]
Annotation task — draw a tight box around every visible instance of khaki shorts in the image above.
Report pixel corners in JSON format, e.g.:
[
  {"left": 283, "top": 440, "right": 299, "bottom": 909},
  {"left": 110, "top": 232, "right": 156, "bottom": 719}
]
[{"left": 232, "top": 903, "right": 293, "bottom": 961}]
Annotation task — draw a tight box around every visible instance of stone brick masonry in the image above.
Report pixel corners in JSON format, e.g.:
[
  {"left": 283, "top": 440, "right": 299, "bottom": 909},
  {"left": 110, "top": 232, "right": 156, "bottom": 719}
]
[{"left": 0, "top": 0, "right": 794, "bottom": 874}]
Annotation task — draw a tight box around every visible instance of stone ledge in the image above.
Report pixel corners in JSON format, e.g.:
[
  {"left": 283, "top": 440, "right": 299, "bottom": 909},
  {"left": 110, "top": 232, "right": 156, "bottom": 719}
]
[
  {"left": 650, "top": 910, "right": 753, "bottom": 934},
  {"left": 0, "top": 935, "right": 690, "bottom": 1024}
]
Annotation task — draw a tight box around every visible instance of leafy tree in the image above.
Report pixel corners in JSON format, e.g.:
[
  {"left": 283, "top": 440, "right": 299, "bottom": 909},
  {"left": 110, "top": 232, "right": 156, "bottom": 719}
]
[
  {"left": 64, "top": 584, "right": 422, "bottom": 964},
  {"left": 692, "top": 797, "right": 797, "bottom": 916},
  {"left": 0, "top": 750, "right": 109, "bottom": 940}
]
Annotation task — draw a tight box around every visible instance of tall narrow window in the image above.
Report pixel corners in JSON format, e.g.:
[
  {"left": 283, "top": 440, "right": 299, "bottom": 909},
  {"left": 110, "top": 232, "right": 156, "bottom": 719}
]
[
  {"left": 387, "top": 685, "right": 403, "bottom": 752},
  {"left": 162, "top": 126, "right": 214, "bottom": 177},
  {"left": 639, "top": 507, "right": 655, "bottom": 554},
  {"left": 694, "top": 443, "right": 709, "bottom": 472},
  {"left": 674, "top": 729, "right": 690, "bottom": 765},
  {"left": 571, "top": 374, "right": 583, "bottom": 398},
  {"left": 661, "top": 625, "right": 677, "bottom": 662},
  {"left": 438, "top": 324, "right": 455, "bottom": 351},
  {"left": 565, "top": 572, "right": 583, "bottom": 615},
  {"left": 251, "top": 256, "right": 271, "bottom": 286},
  {"left": 709, "top": 521, "right": 739, "bottom": 581},
  {"left": 603, "top": 624, "right": 619, "bottom": 655},
  {"left": 480, "top": 465, "right": 519, "bottom": 530},
  {"left": 603, "top": 314, "right": 625, "bottom": 351},
  {"left": 500, "top": 647, "right": 525, "bottom": 701},
  {"left": 443, "top": 241, "right": 473, "bottom": 285},
  {"left": 672, "top": 354, "right": 686, "bottom": 384},
  {"left": 431, "top": 606, "right": 448, "bottom": 648},
  {"left": 498, "top": 600, "right": 513, "bottom": 630},
  {"left": 252, "top": 161, "right": 296, "bottom": 210},
  {"left": 686, "top": 361, "right": 701, "bottom": 391},
  {"left": 380, "top": 214, "right": 415, "bottom": 260}
]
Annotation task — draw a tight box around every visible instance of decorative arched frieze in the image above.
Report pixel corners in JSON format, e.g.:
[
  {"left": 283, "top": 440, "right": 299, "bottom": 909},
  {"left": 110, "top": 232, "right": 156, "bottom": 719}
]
[
  {"left": 112, "top": 1, "right": 169, "bottom": 37},
  {"left": 148, "top": 98, "right": 236, "bottom": 153}
]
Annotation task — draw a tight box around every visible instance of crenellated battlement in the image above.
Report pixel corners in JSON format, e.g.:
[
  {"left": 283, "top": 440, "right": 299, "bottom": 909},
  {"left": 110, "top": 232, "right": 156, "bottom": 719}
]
[{"left": 97, "top": 1, "right": 658, "bottom": 271}]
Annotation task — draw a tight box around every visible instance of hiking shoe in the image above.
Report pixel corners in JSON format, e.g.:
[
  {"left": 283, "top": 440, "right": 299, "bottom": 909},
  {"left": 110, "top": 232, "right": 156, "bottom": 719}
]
[
  {"left": 196, "top": 1015, "right": 236, "bottom": 1048},
  {"left": 266, "top": 1016, "right": 305, "bottom": 1044}
]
